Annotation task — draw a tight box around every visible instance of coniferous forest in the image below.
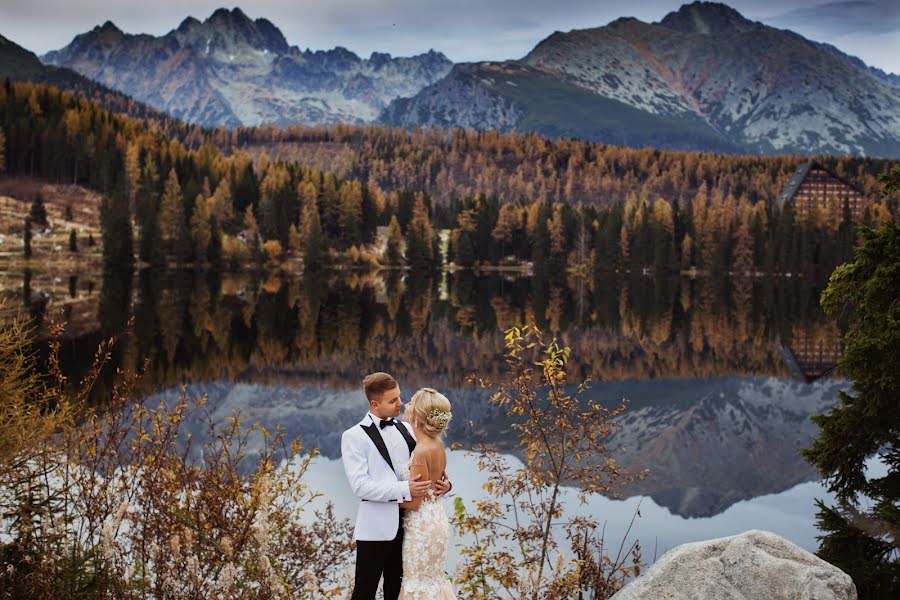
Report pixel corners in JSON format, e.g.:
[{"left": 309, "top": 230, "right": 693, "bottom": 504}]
[{"left": 1, "top": 80, "right": 897, "bottom": 278}]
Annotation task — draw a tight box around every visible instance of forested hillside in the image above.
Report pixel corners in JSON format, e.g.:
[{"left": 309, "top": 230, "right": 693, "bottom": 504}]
[{"left": 1, "top": 81, "right": 896, "bottom": 276}]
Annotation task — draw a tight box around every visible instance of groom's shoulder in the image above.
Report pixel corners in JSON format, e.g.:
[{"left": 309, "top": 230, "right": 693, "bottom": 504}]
[{"left": 342, "top": 417, "right": 368, "bottom": 439}]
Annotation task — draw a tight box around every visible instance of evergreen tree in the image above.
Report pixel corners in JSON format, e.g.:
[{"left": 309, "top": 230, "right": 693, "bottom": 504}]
[
  {"left": 651, "top": 198, "right": 676, "bottom": 274},
  {"left": 243, "top": 204, "right": 261, "bottom": 263},
  {"left": 300, "top": 190, "right": 325, "bottom": 270},
  {"left": 29, "top": 193, "right": 48, "bottom": 228},
  {"left": 320, "top": 173, "right": 340, "bottom": 242},
  {"left": 453, "top": 229, "right": 475, "bottom": 267},
  {"left": 731, "top": 221, "right": 754, "bottom": 276},
  {"left": 492, "top": 203, "right": 518, "bottom": 258},
  {"left": 158, "top": 169, "right": 188, "bottom": 262},
  {"left": 530, "top": 202, "right": 551, "bottom": 269},
  {"left": 804, "top": 219, "right": 900, "bottom": 599},
  {"left": 258, "top": 165, "right": 292, "bottom": 246},
  {"left": 137, "top": 155, "right": 161, "bottom": 264},
  {"left": 100, "top": 187, "right": 134, "bottom": 266},
  {"left": 190, "top": 193, "right": 211, "bottom": 263},
  {"left": 385, "top": 215, "right": 404, "bottom": 266},
  {"left": 23, "top": 217, "right": 32, "bottom": 258},
  {"left": 288, "top": 224, "right": 301, "bottom": 254},
  {"left": 337, "top": 181, "right": 363, "bottom": 250},
  {"left": 360, "top": 182, "right": 378, "bottom": 245},
  {"left": 406, "top": 194, "right": 434, "bottom": 269}
]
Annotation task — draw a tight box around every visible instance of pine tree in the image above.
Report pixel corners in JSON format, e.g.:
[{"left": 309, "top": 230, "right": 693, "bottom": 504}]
[
  {"left": 243, "top": 204, "right": 261, "bottom": 263},
  {"left": 337, "top": 181, "right": 363, "bottom": 250},
  {"left": 492, "top": 203, "right": 518, "bottom": 258},
  {"left": 137, "top": 155, "right": 161, "bottom": 264},
  {"left": 453, "top": 229, "right": 475, "bottom": 267},
  {"left": 258, "top": 165, "right": 292, "bottom": 245},
  {"left": 23, "top": 217, "right": 32, "bottom": 258},
  {"left": 680, "top": 233, "right": 693, "bottom": 271},
  {"left": 406, "top": 193, "right": 434, "bottom": 269},
  {"left": 158, "top": 169, "right": 188, "bottom": 262},
  {"left": 100, "top": 187, "right": 134, "bottom": 266},
  {"left": 731, "top": 221, "right": 755, "bottom": 276},
  {"left": 190, "top": 193, "right": 211, "bottom": 263},
  {"left": 385, "top": 215, "right": 404, "bottom": 266},
  {"left": 300, "top": 190, "right": 325, "bottom": 270},
  {"left": 804, "top": 219, "right": 900, "bottom": 599},
  {"left": 652, "top": 198, "right": 675, "bottom": 274},
  {"left": 288, "top": 224, "right": 301, "bottom": 254},
  {"left": 29, "top": 193, "right": 48, "bottom": 228},
  {"left": 209, "top": 178, "right": 235, "bottom": 230}
]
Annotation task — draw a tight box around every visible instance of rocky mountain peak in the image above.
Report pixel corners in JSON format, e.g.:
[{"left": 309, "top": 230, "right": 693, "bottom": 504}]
[
  {"left": 40, "top": 9, "right": 453, "bottom": 128},
  {"left": 658, "top": 1, "right": 759, "bottom": 35},
  {"left": 83, "top": 20, "right": 125, "bottom": 46},
  {"left": 171, "top": 7, "right": 289, "bottom": 55},
  {"left": 96, "top": 21, "right": 123, "bottom": 35},
  {"left": 176, "top": 16, "right": 202, "bottom": 33}
]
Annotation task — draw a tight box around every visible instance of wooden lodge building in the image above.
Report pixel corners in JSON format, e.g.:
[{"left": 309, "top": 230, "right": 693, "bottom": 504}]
[
  {"left": 780, "top": 329, "right": 842, "bottom": 382},
  {"left": 776, "top": 161, "right": 868, "bottom": 222}
]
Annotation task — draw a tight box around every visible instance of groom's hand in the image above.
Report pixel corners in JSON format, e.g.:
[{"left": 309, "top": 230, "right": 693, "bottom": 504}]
[
  {"left": 409, "top": 474, "right": 431, "bottom": 498},
  {"left": 434, "top": 473, "right": 452, "bottom": 498}
]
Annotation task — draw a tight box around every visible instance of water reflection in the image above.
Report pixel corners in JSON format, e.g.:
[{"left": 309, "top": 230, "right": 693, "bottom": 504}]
[
  {"left": 6, "top": 267, "right": 841, "bottom": 391},
  {"left": 148, "top": 374, "right": 842, "bottom": 520},
  {"left": 1, "top": 268, "right": 845, "bottom": 545}
]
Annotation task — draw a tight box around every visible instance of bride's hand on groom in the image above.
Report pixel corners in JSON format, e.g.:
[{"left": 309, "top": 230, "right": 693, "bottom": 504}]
[
  {"left": 409, "top": 474, "right": 432, "bottom": 498},
  {"left": 434, "top": 472, "right": 451, "bottom": 498}
]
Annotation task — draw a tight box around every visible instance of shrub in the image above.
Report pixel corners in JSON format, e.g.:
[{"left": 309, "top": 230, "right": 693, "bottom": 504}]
[{"left": 456, "top": 323, "right": 646, "bottom": 599}]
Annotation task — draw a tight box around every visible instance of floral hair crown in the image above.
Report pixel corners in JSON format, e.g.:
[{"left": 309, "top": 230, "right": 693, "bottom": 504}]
[{"left": 428, "top": 409, "right": 452, "bottom": 427}]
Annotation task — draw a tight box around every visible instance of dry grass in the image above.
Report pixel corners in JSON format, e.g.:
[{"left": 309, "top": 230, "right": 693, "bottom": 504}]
[{"left": 0, "top": 176, "right": 103, "bottom": 257}]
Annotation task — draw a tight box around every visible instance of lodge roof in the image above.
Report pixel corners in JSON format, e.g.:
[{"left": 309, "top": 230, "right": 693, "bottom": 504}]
[{"left": 776, "top": 161, "right": 863, "bottom": 209}]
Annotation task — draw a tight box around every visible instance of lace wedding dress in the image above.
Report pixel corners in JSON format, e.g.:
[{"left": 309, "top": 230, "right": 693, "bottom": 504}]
[{"left": 397, "top": 453, "right": 456, "bottom": 600}]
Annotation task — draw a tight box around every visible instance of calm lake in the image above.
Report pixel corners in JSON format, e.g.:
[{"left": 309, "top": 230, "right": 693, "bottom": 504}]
[{"left": 4, "top": 266, "right": 851, "bottom": 565}]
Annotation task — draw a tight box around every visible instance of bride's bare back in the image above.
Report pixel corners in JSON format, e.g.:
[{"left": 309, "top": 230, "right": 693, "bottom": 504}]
[{"left": 401, "top": 439, "right": 445, "bottom": 510}]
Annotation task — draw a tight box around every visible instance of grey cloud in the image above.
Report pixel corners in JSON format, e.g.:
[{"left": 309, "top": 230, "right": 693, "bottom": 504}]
[
  {"left": 768, "top": 0, "right": 900, "bottom": 34},
  {"left": 3, "top": 0, "right": 900, "bottom": 71}
]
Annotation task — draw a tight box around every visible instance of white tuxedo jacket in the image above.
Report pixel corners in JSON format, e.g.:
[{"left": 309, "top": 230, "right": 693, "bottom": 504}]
[{"left": 341, "top": 413, "right": 416, "bottom": 541}]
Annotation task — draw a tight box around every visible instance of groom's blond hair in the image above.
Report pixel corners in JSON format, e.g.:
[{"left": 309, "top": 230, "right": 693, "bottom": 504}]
[{"left": 363, "top": 372, "right": 398, "bottom": 403}]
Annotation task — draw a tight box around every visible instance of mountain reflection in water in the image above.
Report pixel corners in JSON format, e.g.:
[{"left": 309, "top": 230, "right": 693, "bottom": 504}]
[
  {"left": 5, "top": 267, "right": 846, "bottom": 549},
  {"left": 149, "top": 375, "right": 842, "bottom": 520}
]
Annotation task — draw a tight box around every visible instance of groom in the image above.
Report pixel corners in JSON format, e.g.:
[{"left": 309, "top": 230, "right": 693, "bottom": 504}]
[{"left": 341, "top": 372, "right": 451, "bottom": 600}]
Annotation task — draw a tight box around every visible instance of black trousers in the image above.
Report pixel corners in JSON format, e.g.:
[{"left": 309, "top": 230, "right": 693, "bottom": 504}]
[{"left": 350, "top": 524, "right": 404, "bottom": 600}]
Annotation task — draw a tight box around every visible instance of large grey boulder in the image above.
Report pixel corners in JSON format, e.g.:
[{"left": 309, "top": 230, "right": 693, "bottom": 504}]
[{"left": 611, "top": 529, "right": 857, "bottom": 600}]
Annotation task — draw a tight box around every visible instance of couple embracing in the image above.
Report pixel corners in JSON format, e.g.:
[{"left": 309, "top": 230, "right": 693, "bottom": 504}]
[{"left": 341, "top": 372, "right": 457, "bottom": 600}]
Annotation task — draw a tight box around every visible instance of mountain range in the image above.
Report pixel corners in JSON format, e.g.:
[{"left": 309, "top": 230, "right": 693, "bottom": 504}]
[
  {"left": 383, "top": 2, "right": 900, "bottom": 156},
  {"left": 8, "top": 2, "right": 900, "bottom": 156},
  {"left": 42, "top": 8, "right": 452, "bottom": 127}
]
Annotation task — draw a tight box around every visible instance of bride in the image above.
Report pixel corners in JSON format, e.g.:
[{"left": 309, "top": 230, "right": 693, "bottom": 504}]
[{"left": 398, "top": 388, "right": 456, "bottom": 600}]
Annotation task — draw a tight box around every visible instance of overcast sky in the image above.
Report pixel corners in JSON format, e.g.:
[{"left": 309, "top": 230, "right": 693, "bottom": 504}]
[{"left": 2, "top": 0, "right": 899, "bottom": 73}]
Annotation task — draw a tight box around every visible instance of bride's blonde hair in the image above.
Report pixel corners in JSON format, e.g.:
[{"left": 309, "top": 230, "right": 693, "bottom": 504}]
[{"left": 409, "top": 387, "right": 452, "bottom": 438}]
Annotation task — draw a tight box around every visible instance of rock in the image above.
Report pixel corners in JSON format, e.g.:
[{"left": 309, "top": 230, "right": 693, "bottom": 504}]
[{"left": 611, "top": 529, "right": 857, "bottom": 600}]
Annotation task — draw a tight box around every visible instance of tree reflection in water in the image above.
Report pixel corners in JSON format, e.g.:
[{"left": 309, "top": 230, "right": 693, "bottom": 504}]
[{"left": 9, "top": 268, "right": 845, "bottom": 519}]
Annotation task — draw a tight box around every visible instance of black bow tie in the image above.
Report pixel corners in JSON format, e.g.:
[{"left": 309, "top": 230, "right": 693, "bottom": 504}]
[{"left": 379, "top": 418, "right": 397, "bottom": 430}]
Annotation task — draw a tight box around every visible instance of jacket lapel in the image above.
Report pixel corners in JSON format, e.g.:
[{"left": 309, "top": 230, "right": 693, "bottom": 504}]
[
  {"left": 361, "top": 423, "right": 394, "bottom": 473},
  {"left": 395, "top": 422, "right": 417, "bottom": 454}
]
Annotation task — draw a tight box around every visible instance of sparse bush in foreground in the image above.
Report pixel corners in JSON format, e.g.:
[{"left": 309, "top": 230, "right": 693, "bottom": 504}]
[
  {"left": 0, "top": 316, "right": 354, "bottom": 599},
  {"left": 456, "top": 323, "right": 646, "bottom": 599}
]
